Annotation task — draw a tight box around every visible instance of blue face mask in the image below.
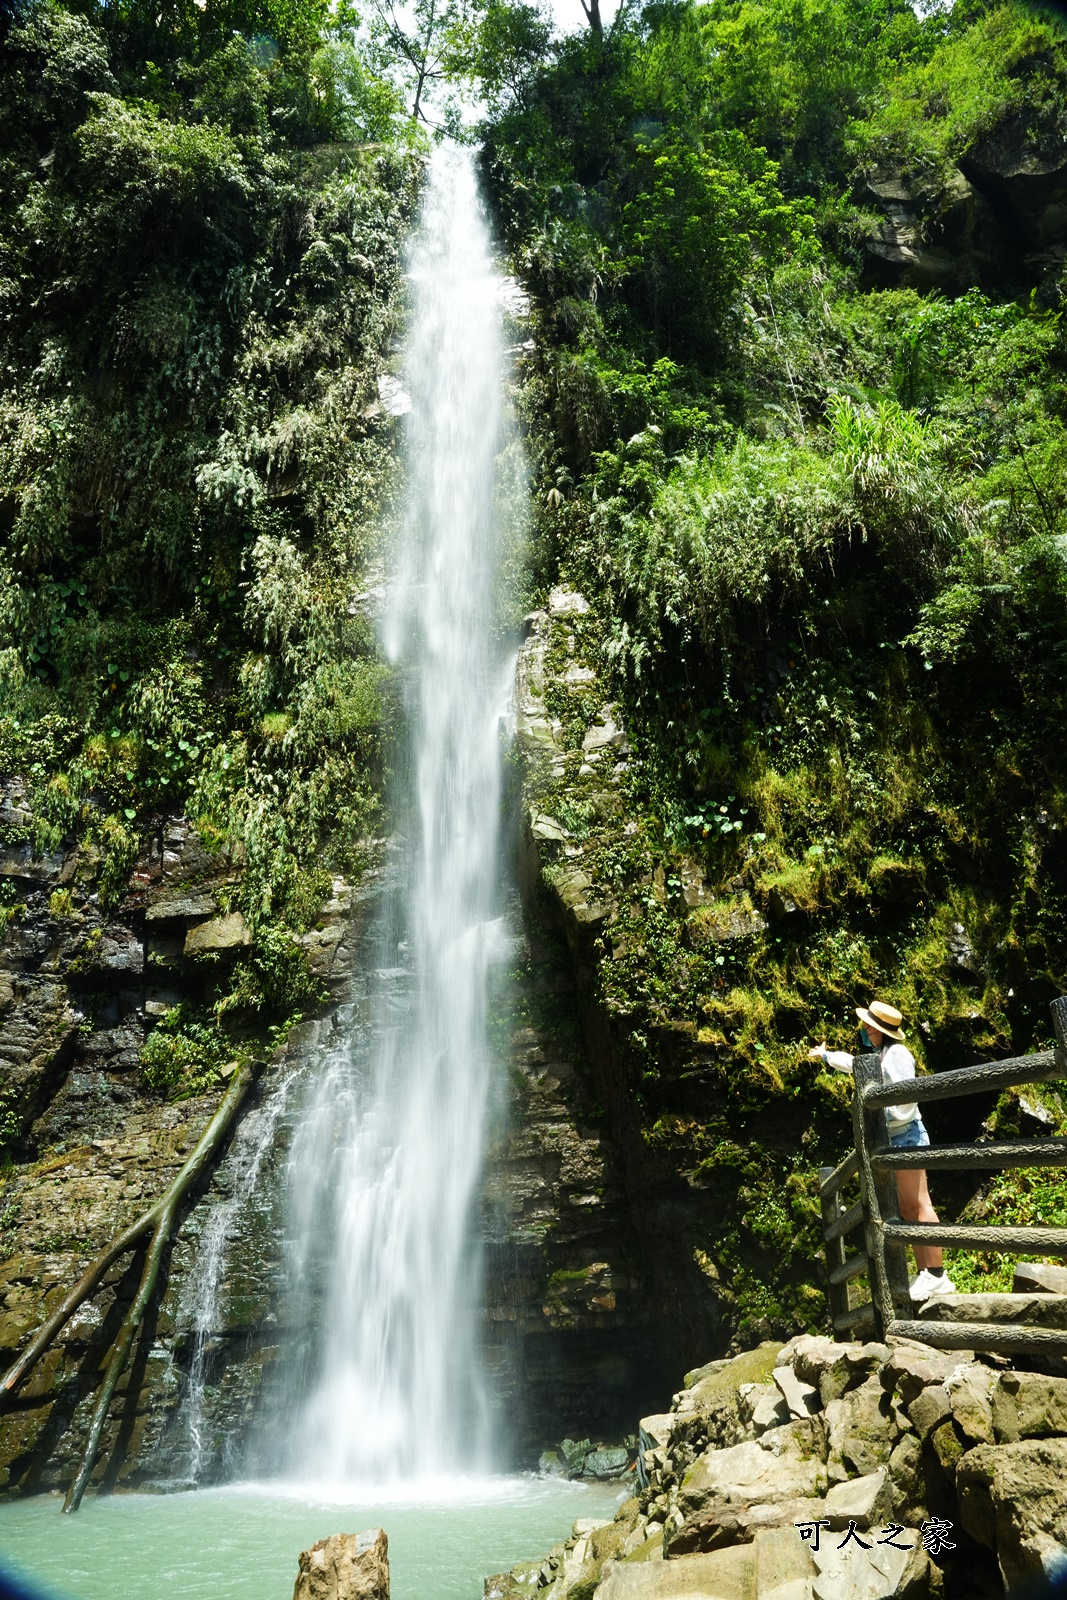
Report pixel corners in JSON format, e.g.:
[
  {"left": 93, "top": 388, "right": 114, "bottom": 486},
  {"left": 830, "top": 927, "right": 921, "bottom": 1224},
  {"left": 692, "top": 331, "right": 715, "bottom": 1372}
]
[{"left": 859, "top": 1027, "right": 873, "bottom": 1050}]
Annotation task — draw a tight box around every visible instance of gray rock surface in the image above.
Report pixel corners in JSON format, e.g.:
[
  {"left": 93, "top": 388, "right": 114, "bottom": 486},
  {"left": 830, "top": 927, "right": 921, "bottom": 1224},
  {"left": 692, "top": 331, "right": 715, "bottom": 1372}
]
[
  {"left": 958, "top": 1437, "right": 1067, "bottom": 1592},
  {"left": 293, "top": 1529, "right": 389, "bottom": 1600},
  {"left": 1013, "top": 1261, "right": 1067, "bottom": 1295},
  {"left": 491, "top": 1334, "right": 1067, "bottom": 1598}
]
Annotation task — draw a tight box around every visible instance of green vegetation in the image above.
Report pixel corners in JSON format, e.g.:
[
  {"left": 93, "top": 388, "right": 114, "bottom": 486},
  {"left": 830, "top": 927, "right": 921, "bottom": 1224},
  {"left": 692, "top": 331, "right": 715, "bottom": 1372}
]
[
  {"left": 0, "top": 0, "right": 420, "bottom": 1034},
  {"left": 476, "top": 0, "right": 1067, "bottom": 1337},
  {"left": 139, "top": 1005, "right": 235, "bottom": 1098}
]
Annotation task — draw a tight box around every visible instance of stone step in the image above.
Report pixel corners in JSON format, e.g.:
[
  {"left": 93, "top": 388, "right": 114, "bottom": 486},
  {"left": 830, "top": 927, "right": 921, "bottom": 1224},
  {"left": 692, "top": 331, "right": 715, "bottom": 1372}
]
[{"left": 916, "top": 1293, "right": 1067, "bottom": 1328}]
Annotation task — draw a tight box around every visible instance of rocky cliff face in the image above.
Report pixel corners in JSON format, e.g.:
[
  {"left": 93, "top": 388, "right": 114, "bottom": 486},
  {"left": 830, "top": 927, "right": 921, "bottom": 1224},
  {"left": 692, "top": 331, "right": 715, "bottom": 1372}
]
[
  {"left": 501, "top": 590, "right": 752, "bottom": 1444},
  {"left": 0, "top": 792, "right": 368, "bottom": 1491},
  {"left": 858, "top": 104, "right": 1067, "bottom": 295}
]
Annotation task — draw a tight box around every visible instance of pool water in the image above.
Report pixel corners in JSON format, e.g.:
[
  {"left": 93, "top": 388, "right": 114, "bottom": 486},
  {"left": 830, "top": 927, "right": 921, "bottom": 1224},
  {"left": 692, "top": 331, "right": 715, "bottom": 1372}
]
[{"left": 0, "top": 1477, "right": 622, "bottom": 1600}]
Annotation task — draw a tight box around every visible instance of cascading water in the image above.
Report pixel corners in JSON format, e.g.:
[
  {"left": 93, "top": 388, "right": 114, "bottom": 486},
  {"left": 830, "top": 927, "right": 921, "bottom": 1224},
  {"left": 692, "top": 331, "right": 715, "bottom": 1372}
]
[
  {"left": 172, "top": 1071, "right": 298, "bottom": 1481},
  {"left": 278, "top": 144, "right": 515, "bottom": 1485}
]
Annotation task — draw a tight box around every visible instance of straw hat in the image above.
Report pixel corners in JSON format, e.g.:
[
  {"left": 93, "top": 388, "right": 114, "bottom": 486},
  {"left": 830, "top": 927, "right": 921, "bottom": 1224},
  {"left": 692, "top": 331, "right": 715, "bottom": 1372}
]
[{"left": 855, "top": 1000, "right": 905, "bottom": 1041}]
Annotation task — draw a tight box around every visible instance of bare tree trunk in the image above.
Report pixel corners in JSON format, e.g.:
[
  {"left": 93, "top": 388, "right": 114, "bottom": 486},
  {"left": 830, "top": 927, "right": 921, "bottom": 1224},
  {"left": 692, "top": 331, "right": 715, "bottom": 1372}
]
[
  {"left": 579, "top": 0, "right": 603, "bottom": 35},
  {"left": 412, "top": 61, "right": 428, "bottom": 122}
]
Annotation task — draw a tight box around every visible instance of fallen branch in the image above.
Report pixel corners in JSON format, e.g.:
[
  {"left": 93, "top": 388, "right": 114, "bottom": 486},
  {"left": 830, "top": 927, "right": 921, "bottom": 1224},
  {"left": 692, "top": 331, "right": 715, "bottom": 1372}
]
[
  {"left": 0, "top": 1063, "right": 257, "bottom": 1507},
  {"left": 2, "top": 1205, "right": 162, "bottom": 1398},
  {"left": 61, "top": 1060, "right": 256, "bottom": 1512}
]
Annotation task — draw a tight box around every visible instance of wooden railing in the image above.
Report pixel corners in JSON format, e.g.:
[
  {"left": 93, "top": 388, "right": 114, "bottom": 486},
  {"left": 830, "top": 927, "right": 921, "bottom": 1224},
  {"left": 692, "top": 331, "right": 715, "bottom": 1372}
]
[{"left": 819, "top": 995, "right": 1067, "bottom": 1351}]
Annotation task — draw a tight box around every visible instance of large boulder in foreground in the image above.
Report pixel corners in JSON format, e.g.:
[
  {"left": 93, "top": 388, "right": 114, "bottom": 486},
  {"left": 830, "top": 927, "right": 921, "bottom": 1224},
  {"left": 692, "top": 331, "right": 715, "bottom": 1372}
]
[
  {"left": 958, "top": 1438, "right": 1067, "bottom": 1593},
  {"left": 293, "top": 1529, "right": 389, "bottom": 1600}
]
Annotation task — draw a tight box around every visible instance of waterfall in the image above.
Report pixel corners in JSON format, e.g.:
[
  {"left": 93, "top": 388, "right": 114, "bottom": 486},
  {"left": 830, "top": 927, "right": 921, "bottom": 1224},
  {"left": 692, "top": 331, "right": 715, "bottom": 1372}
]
[
  {"left": 279, "top": 145, "right": 514, "bottom": 1484},
  {"left": 172, "top": 1071, "right": 298, "bottom": 1482}
]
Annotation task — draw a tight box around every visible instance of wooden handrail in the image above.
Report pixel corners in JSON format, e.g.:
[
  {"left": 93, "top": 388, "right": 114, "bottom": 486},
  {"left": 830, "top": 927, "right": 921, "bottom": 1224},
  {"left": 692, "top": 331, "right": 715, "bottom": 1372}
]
[
  {"left": 828, "top": 1252, "right": 869, "bottom": 1287},
  {"left": 819, "top": 995, "right": 1067, "bottom": 1345},
  {"left": 819, "top": 1149, "right": 859, "bottom": 1199},
  {"left": 823, "top": 1200, "right": 865, "bottom": 1243},
  {"left": 883, "top": 1222, "right": 1067, "bottom": 1253},
  {"left": 874, "top": 1136, "right": 1067, "bottom": 1172},
  {"left": 888, "top": 1318, "right": 1067, "bottom": 1353},
  {"left": 861, "top": 1049, "right": 1061, "bottom": 1111},
  {"left": 832, "top": 1302, "right": 875, "bottom": 1334}
]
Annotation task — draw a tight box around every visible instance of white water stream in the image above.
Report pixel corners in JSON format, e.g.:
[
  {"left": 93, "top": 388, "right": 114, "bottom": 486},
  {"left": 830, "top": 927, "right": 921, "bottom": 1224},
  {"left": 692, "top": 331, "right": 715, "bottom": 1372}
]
[
  {"left": 280, "top": 145, "right": 514, "bottom": 1484},
  {"left": 174, "top": 1070, "right": 299, "bottom": 1482}
]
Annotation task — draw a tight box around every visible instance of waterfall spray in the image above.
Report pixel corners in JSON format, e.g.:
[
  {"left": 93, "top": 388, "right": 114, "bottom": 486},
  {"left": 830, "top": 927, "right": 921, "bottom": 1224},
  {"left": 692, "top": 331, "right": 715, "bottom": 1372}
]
[{"left": 280, "top": 145, "right": 513, "bottom": 1484}]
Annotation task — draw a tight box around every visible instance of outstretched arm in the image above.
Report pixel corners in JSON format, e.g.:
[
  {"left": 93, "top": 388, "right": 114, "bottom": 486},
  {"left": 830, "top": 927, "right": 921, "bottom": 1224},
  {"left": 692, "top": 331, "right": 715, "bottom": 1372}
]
[{"left": 808, "top": 1042, "right": 854, "bottom": 1072}]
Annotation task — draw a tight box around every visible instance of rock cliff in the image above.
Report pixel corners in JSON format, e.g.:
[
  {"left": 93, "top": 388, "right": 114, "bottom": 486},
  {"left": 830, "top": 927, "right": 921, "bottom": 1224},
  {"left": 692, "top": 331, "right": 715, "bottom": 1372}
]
[{"left": 0, "top": 795, "right": 367, "bottom": 1491}]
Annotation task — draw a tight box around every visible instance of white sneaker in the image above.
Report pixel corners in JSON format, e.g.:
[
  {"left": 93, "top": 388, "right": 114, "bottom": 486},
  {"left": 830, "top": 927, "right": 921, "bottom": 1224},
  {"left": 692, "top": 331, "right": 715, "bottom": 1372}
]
[{"left": 910, "top": 1268, "right": 956, "bottom": 1301}]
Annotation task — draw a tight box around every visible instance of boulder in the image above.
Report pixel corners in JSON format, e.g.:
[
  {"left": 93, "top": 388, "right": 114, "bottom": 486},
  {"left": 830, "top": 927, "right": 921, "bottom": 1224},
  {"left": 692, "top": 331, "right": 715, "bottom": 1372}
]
[
  {"left": 183, "top": 911, "right": 251, "bottom": 954},
  {"left": 820, "top": 1346, "right": 890, "bottom": 1408},
  {"left": 585, "top": 1446, "right": 631, "bottom": 1480},
  {"left": 642, "top": 1416, "right": 676, "bottom": 1448},
  {"left": 293, "top": 1530, "right": 388, "bottom": 1600},
  {"left": 810, "top": 1534, "right": 934, "bottom": 1600},
  {"left": 927, "top": 1418, "right": 967, "bottom": 1482},
  {"left": 673, "top": 1343, "right": 784, "bottom": 1450},
  {"left": 773, "top": 1366, "right": 820, "bottom": 1421},
  {"left": 957, "top": 1437, "right": 1067, "bottom": 1594},
  {"left": 778, "top": 1336, "right": 848, "bottom": 1386},
  {"left": 683, "top": 1360, "right": 733, "bottom": 1389},
  {"left": 680, "top": 1420, "right": 827, "bottom": 1517},
  {"left": 598, "top": 1547, "right": 754, "bottom": 1599},
  {"left": 600, "top": 1529, "right": 814, "bottom": 1600},
  {"left": 880, "top": 1348, "right": 968, "bottom": 1407},
  {"left": 945, "top": 1364, "right": 994, "bottom": 1446},
  {"left": 1013, "top": 1261, "right": 1067, "bottom": 1296},
  {"left": 905, "top": 1385, "right": 951, "bottom": 1443},
  {"left": 822, "top": 1469, "right": 891, "bottom": 1531},
  {"left": 885, "top": 1433, "right": 926, "bottom": 1525},
  {"left": 991, "top": 1371, "right": 1067, "bottom": 1443},
  {"left": 738, "top": 1383, "right": 789, "bottom": 1436},
  {"left": 485, "top": 1561, "right": 543, "bottom": 1599},
  {"left": 666, "top": 1497, "right": 825, "bottom": 1556},
  {"left": 824, "top": 1377, "right": 900, "bottom": 1482},
  {"left": 778, "top": 1338, "right": 891, "bottom": 1409}
]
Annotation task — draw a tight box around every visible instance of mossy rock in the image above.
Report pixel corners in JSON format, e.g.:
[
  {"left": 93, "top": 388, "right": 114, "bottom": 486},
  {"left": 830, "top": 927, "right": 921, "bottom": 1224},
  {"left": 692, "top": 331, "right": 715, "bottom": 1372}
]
[
  {"left": 620, "top": 1527, "right": 665, "bottom": 1565},
  {"left": 868, "top": 854, "right": 926, "bottom": 905},
  {"left": 683, "top": 1340, "right": 783, "bottom": 1399}
]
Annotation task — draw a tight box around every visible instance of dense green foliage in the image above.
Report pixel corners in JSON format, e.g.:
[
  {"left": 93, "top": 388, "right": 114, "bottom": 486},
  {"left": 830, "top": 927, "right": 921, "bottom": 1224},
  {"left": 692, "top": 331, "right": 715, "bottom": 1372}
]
[
  {"left": 139, "top": 1003, "right": 233, "bottom": 1096},
  {"left": 478, "top": 0, "right": 1067, "bottom": 1336},
  {"left": 0, "top": 0, "right": 418, "bottom": 1033}
]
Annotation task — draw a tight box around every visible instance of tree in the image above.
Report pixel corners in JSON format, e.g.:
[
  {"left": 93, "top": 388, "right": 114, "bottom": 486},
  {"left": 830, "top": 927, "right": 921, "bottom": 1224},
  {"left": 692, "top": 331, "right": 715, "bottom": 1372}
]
[{"left": 368, "top": 0, "right": 464, "bottom": 122}]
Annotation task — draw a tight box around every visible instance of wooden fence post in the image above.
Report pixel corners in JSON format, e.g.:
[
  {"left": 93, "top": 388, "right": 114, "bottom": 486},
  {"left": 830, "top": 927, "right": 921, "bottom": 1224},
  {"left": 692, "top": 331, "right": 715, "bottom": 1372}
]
[
  {"left": 1051, "top": 996, "right": 1067, "bottom": 1069},
  {"left": 819, "top": 1166, "right": 852, "bottom": 1334},
  {"left": 852, "top": 1053, "right": 911, "bottom": 1337}
]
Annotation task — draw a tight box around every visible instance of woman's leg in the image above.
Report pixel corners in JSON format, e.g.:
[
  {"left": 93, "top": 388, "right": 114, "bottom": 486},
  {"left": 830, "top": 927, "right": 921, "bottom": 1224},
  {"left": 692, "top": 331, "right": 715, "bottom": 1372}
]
[{"left": 895, "top": 1167, "right": 943, "bottom": 1272}]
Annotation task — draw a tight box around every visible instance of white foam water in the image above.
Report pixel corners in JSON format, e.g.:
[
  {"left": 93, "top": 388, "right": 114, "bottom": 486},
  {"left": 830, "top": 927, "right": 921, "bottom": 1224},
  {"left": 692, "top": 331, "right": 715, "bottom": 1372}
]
[{"left": 279, "top": 145, "right": 515, "bottom": 1484}]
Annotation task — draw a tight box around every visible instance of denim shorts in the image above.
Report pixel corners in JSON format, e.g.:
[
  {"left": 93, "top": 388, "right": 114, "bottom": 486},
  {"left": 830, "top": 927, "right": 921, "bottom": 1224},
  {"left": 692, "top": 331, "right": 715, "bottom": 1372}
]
[{"left": 889, "top": 1118, "right": 930, "bottom": 1150}]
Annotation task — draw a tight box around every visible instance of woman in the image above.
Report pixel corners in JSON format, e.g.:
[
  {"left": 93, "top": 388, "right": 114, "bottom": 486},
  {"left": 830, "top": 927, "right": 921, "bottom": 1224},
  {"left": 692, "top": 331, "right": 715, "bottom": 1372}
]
[{"left": 809, "top": 999, "right": 955, "bottom": 1301}]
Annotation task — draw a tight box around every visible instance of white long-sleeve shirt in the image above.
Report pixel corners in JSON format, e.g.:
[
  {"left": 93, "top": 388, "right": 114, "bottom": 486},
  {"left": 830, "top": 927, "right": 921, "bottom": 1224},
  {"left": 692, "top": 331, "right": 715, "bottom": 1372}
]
[{"left": 822, "top": 1043, "right": 920, "bottom": 1133}]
